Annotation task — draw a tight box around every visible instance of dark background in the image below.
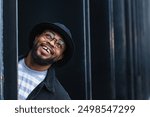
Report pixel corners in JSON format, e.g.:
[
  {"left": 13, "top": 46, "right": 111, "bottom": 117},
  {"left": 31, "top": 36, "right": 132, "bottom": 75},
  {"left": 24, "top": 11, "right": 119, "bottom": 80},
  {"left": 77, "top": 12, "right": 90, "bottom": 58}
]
[
  {"left": 18, "top": 0, "right": 85, "bottom": 99},
  {"left": 3, "top": 0, "right": 148, "bottom": 99}
]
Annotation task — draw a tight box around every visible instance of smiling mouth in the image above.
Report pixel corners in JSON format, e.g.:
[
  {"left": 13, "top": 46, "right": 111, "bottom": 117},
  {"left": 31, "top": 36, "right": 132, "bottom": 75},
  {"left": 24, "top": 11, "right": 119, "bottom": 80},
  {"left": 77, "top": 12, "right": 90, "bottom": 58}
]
[
  {"left": 42, "top": 46, "right": 50, "bottom": 53},
  {"left": 41, "top": 45, "right": 54, "bottom": 55}
]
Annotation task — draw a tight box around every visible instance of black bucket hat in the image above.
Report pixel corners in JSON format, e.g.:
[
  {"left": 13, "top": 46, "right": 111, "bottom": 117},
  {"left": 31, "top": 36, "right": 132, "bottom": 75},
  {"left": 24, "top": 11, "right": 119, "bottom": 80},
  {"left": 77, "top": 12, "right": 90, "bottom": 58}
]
[{"left": 29, "top": 22, "right": 75, "bottom": 67}]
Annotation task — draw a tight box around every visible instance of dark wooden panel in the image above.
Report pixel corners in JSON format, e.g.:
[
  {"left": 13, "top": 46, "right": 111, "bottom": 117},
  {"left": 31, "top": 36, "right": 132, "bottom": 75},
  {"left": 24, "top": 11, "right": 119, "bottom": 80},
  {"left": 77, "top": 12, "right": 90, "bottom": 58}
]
[{"left": 3, "top": 0, "right": 18, "bottom": 99}]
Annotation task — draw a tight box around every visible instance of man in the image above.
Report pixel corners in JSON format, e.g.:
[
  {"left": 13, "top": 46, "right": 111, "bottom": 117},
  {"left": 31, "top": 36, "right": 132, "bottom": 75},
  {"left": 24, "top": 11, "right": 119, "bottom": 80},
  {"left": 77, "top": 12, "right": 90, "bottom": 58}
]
[{"left": 18, "top": 22, "right": 74, "bottom": 100}]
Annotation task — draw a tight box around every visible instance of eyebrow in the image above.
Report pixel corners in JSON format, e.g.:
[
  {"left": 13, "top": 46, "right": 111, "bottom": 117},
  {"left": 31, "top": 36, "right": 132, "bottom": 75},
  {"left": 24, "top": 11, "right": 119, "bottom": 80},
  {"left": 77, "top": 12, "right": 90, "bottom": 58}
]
[
  {"left": 49, "top": 31, "right": 55, "bottom": 36},
  {"left": 43, "top": 31, "right": 55, "bottom": 36},
  {"left": 49, "top": 31, "right": 64, "bottom": 41}
]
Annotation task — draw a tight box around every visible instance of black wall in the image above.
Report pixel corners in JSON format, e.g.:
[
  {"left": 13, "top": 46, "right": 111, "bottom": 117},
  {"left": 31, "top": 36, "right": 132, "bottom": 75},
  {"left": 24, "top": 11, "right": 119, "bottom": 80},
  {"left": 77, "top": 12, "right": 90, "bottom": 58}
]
[{"left": 17, "top": 0, "right": 150, "bottom": 100}]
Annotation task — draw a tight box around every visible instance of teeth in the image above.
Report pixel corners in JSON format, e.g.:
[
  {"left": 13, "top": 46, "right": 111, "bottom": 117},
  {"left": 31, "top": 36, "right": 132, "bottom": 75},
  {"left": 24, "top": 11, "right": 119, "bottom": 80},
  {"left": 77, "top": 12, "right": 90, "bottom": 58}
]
[
  {"left": 43, "top": 46, "right": 47, "bottom": 49},
  {"left": 42, "top": 46, "right": 50, "bottom": 53},
  {"left": 47, "top": 49, "right": 50, "bottom": 53}
]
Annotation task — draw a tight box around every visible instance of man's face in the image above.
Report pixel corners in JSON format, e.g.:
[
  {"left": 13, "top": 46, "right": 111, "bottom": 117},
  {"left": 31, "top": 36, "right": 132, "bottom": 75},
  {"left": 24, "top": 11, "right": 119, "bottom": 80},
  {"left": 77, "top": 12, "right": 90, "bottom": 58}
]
[{"left": 31, "top": 30, "right": 66, "bottom": 66}]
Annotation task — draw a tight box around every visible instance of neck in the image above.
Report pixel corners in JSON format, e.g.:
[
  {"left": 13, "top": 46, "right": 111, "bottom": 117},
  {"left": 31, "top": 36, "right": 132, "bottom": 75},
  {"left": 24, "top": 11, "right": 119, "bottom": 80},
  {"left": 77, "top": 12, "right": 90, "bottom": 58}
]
[{"left": 25, "top": 52, "right": 51, "bottom": 71}]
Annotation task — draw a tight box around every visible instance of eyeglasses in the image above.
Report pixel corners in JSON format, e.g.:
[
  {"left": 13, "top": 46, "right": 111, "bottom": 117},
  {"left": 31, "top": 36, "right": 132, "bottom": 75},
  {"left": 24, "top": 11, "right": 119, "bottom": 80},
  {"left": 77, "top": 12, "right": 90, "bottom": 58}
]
[{"left": 42, "top": 31, "right": 65, "bottom": 49}]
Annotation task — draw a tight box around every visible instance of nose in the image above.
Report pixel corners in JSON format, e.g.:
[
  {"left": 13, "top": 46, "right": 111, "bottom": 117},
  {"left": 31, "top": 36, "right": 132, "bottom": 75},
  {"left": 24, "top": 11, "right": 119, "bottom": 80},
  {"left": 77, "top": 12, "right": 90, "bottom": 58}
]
[{"left": 47, "top": 38, "right": 57, "bottom": 48}]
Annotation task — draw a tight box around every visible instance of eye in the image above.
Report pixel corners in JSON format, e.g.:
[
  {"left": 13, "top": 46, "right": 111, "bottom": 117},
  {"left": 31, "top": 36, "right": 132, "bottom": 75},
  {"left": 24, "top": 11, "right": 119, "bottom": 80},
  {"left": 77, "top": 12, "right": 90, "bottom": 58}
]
[
  {"left": 56, "top": 42, "right": 62, "bottom": 48},
  {"left": 56, "top": 40, "right": 65, "bottom": 48},
  {"left": 45, "top": 33, "right": 54, "bottom": 40}
]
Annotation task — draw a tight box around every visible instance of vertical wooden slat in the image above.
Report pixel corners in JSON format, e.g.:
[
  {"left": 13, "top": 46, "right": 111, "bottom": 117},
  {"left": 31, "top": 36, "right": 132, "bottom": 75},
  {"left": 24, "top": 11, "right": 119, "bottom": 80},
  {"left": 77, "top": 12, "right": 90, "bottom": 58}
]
[
  {"left": 108, "top": 0, "right": 116, "bottom": 99},
  {"left": 83, "top": 0, "right": 92, "bottom": 100},
  {"left": 3, "top": 0, "right": 18, "bottom": 99},
  {"left": 0, "top": 0, "right": 3, "bottom": 100}
]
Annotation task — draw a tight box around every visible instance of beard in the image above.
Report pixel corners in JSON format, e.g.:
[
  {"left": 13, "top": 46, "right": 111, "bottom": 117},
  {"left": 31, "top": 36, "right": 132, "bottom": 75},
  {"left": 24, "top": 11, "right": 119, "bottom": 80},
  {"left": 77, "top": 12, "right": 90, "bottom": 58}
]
[{"left": 31, "top": 44, "right": 55, "bottom": 66}]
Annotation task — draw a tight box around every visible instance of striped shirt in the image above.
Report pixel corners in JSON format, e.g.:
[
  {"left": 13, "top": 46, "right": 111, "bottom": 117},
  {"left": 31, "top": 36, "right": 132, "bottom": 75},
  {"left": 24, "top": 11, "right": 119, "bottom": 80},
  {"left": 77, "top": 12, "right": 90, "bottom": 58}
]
[{"left": 18, "top": 59, "right": 47, "bottom": 100}]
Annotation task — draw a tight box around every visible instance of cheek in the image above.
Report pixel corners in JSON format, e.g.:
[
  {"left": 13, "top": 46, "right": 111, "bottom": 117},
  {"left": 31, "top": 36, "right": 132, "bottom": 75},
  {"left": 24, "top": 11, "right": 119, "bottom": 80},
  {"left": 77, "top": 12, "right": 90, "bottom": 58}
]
[
  {"left": 56, "top": 50, "right": 64, "bottom": 59},
  {"left": 34, "top": 36, "right": 45, "bottom": 45},
  {"left": 57, "top": 48, "right": 65, "bottom": 55}
]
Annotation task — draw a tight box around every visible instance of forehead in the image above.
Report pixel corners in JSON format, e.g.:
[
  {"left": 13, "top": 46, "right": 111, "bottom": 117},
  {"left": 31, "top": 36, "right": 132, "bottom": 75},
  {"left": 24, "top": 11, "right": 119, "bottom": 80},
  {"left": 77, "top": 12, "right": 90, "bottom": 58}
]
[{"left": 43, "top": 30, "right": 63, "bottom": 39}]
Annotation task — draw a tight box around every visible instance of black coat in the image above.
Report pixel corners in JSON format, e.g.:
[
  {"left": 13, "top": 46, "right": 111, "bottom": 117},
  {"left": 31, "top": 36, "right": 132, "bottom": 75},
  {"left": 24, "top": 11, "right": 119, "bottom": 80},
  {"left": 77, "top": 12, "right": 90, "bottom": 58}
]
[
  {"left": 26, "top": 67, "right": 71, "bottom": 100},
  {"left": 19, "top": 56, "right": 71, "bottom": 100}
]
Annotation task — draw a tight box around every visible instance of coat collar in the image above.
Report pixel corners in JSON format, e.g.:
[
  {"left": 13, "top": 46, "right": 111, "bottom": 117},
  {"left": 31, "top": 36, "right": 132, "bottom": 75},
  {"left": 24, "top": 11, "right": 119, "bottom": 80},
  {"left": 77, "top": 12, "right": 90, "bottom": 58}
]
[{"left": 43, "top": 67, "right": 56, "bottom": 93}]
